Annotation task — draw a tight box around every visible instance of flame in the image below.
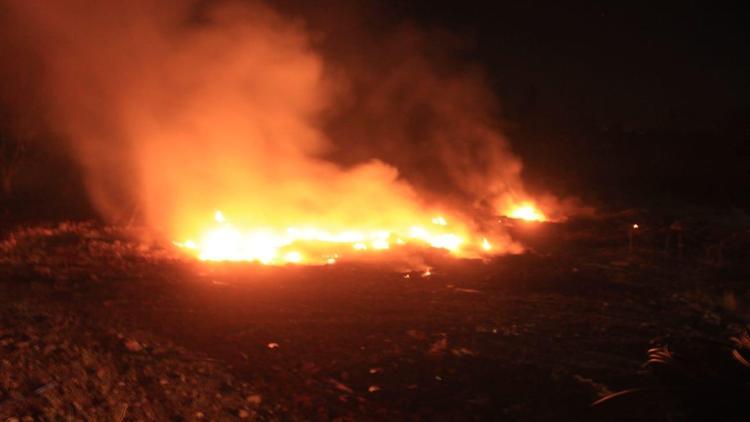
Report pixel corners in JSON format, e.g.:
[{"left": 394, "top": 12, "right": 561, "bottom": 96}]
[
  {"left": 7, "top": 0, "right": 544, "bottom": 269},
  {"left": 506, "top": 203, "right": 546, "bottom": 222},
  {"left": 431, "top": 216, "right": 447, "bottom": 226},
  {"left": 174, "top": 209, "right": 504, "bottom": 265},
  {"left": 481, "top": 237, "right": 492, "bottom": 251}
]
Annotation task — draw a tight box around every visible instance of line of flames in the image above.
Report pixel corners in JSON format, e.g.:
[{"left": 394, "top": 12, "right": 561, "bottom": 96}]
[{"left": 174, "top": 204, "right": 545, "bottom": 265}]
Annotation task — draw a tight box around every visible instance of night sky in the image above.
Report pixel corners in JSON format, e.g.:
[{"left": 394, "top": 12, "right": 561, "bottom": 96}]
[
  {"left": 2, "top": 1, "right": 748, "bottom": 214},
  {"left": 368, "top": 2, "right": 749, "bottom": 207},
  {"left": 384, "top": 2, "right": 749, "bottom": 133},
  {"left": 279, "top": 1, "right": 748, "bottom": 207}
]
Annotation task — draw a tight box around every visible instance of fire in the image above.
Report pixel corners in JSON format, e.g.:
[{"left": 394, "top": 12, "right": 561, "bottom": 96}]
[
  {"left": 506, "top": 203, "right": 546, "bottom": 222},
  {"left": 481, "top": 237, "right": 492, "bottom": 251},
  {"left": 174, "top": 210, "right": 501, "bottom": 265},
  {"left": 10, "top": 0, "right": 545, "bottom": 270},
  {"left": 431, "top": 216, "right": 447, "bottom": 226},
  {"left": 214, "top": 210, "right": 226, "bottom": 223}
]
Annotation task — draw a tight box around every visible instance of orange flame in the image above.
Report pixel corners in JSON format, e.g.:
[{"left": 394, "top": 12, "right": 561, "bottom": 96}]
[
  {"left": 174, "top": 209, "right": 507, "bottom": 265},
  {"left": 505, "top": 203, "right": 546, "bottom": 222},
  {"left": 6, "top": 0, "right": 544, "bottom": 265}
]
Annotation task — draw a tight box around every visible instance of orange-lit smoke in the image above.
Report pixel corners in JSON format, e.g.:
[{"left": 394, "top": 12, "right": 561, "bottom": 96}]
[{"left": 3, "top": 0, "right": 544, "bottom": 264}]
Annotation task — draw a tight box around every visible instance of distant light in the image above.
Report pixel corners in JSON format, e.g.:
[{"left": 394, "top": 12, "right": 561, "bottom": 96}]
[{"left": 633, "top": 224, "right": 639, "bottom": 229}]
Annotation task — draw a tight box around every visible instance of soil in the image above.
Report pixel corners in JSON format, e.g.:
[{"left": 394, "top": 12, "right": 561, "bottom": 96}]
[{"left": 1, "top": 210, "right": 749, "bottom": 421}]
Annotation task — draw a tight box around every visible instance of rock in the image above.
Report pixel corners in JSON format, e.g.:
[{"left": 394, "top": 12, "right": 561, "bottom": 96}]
[
  {"left": 406, "top": 329, "right": 426, "bottom": 340},
  {"left": 454, "top": 287, "right": 480, "bottom": 294},
  {"left": 246, "top": 394, "right": 262, "bottom": 406},
  {"left": 428, "top": 337, "right": 448, "bottom": 355},
  {"left": 450, "top": 347, "right": 476, "bottom": 357},
  {"left": 34, "top": 382, "right": 57, "bottom": 395},
  {"left": 329, "top": 379, "right": 354, "bottom": 394},
  {"left": 124, "top": 339, "right": 143, "bottom": 352}
]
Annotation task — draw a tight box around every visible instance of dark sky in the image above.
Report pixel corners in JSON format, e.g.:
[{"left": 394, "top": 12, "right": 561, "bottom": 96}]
[
  {"left": 1, "top": 0, "right": 747, "bottom": 211},
  {"left": 354, "top": 1, "right": 749, "bottom": 206},
  {"left": 378, "top": 2, "right": 749, "bottom": 132}
]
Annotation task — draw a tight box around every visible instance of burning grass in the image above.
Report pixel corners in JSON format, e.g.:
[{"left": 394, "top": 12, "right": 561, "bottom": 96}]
[
  {"left": 3, "top": 0, "right": 555, "bottom": 272},
  {"left": 172, "top": 207, "right": 537, "bottom": 265}
]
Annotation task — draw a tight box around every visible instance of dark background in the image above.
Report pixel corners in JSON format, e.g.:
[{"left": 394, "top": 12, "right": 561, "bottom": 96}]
[
  {"left": 1, "top": 1, "right": 749, "bottom": 219},
  {"left": 367, "top": 1, "right": 750, "bottom": 209}
]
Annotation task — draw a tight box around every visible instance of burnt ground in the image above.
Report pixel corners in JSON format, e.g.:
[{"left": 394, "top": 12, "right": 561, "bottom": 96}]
[{"left": 1, "top": 210, "right": 749, "bottom": 421}]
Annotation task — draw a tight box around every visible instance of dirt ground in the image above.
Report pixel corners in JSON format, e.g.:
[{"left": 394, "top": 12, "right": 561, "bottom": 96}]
[{"left": 1, "top": 210, "right": 749, "bottom": 421}]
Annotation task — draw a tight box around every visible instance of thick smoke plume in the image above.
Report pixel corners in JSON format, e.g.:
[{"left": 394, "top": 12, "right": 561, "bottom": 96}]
[{"left": 2, "top": 0, "right": 534, "bottom": 249}]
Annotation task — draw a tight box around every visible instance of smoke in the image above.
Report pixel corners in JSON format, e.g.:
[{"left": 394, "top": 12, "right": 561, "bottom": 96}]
[
  {"left": 2, "top": 0, "right": 535, "bottom": 246},
  {"left": 316, "top": 22, "right": 528, "bottom": 213}
]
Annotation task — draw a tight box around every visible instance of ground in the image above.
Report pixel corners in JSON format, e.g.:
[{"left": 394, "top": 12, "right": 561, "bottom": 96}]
[{"left": 0, "top": 210, "right": 749, "bottom": 421}]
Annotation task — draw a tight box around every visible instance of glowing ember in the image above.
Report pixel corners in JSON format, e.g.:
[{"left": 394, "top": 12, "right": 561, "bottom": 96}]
[
  {"left": 174, "top": 209, "right": 502, "bottom": 265},
  {"left": 506, "top": 203, "right": 546, "bottom": 222}
]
